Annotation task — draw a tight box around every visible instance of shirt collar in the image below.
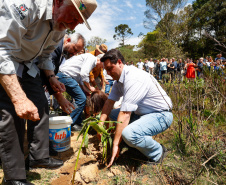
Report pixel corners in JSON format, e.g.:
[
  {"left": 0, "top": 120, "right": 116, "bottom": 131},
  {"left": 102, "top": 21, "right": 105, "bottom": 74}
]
[
  {"left": 118, "top": 65, "right": 127, "bottom": 83},
  {"left": 39, "top": 0, "right": 53, "bottom": 20}
]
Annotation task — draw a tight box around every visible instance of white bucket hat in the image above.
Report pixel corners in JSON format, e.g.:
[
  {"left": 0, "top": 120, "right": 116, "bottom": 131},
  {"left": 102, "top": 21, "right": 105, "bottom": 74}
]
[{"left": 71, "top": 0, "right": 97, "bottom": 30}]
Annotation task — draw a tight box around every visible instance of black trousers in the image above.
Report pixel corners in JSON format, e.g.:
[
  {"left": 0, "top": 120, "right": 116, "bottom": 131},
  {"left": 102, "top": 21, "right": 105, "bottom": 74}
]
[{"left": 0, "top": 68, "right": 49, "bottom": 180}]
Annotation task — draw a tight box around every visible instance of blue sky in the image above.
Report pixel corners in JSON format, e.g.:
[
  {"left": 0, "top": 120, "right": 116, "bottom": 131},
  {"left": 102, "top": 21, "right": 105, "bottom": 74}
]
[{"left": 75, "top": 0, "right": 194, "bottom": 50}]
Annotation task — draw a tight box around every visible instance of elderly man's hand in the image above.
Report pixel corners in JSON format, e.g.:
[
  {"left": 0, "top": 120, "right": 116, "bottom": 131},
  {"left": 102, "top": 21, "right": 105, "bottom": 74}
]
[
  {"left": 49, "top": 77, "right": 66, "bottom": 93},
  {"left": 58, "top": 96, "right": 75, "bottom": 114},
  {"left": 13, "top": 98, "right": 40, "bottom": 121}
]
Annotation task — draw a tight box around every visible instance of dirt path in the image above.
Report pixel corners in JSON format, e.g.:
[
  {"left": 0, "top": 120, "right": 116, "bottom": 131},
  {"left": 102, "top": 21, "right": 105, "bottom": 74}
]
[{"left": 0, "top": 128, "right": 168, "bottom": 185}]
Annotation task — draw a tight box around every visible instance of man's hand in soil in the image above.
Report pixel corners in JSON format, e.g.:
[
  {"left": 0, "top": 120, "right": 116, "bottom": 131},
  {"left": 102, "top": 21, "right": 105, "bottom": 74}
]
[
  {"left": 107, "top": 144, "right": 120, "bottom": 168},
  {"left": 14, "top": 98, "right": 40, "bottom": 121},
  {"left": 49, "top": 76, "right": 66, "bottom": 93},
  {"left": 107, "top": 111, "right": 131, "bottom": 168}
]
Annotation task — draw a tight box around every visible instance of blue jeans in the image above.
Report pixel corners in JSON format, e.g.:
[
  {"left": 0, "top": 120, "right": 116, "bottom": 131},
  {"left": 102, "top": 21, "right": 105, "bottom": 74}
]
[
  {"left": 57, "top": 72, "right": 86, "bottom": 125},
  {"left": 159, "top": 70, "right": 167, "bottom": 80},
  {"left": 110, "top": 109, "right": 173, "bottom": 161},
  {"left": 105, "top": 80, "right": 114, "bottom": 94}
]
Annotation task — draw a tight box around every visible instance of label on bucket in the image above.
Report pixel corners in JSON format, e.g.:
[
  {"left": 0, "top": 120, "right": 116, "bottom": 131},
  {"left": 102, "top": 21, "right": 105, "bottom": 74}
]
[{"left": 49, "top": 126, "right": 71, "bottom": 152}]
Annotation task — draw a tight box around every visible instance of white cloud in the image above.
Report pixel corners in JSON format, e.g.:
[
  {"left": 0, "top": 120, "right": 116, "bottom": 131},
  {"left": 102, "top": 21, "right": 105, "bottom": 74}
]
[
  {"left": 174, "top": 3, "right": 192, "bottom": 14},
  {"left": 135, "top": 23, "right": 143, "bottom": 28},
  {"left": 118, "top": 16, "right": 136, "bottom": 21},
  {"left": 137, "top": 3, "right": 145, "bottom": 8},
  {"left": 73, "top": 0, "right": 148, "bottom": 50},
  {"left": 124, "top": 0, "right": 133, "bottom": 8}
]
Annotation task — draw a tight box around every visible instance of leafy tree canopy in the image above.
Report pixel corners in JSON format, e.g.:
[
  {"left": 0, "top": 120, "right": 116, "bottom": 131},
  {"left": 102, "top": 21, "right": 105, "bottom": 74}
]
[
  {"left": 113, "top": 24, "right": 133, "bottom": 46},
  {"left": 86, "top": 36, "right": 107, "bottom": 51}
]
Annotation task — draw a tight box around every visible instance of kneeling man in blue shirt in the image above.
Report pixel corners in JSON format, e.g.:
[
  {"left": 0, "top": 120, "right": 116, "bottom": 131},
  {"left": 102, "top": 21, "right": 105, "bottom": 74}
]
[{"left": 99, "top": 49, "right": 173, "bottom": 167}]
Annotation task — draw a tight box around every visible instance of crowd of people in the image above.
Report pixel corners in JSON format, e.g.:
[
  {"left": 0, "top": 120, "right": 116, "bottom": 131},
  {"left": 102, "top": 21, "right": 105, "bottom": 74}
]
[{"left": 129, "top": 54, "right": 225, "bottom": 82}]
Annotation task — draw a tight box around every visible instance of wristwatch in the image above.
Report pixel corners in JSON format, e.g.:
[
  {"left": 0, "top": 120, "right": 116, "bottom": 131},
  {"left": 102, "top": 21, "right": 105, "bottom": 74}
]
[{"left": 47, "top": 74, "right": 55, "bottom": 79}]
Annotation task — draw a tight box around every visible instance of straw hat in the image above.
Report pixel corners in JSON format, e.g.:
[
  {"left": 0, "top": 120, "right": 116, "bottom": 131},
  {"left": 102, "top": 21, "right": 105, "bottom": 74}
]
[
  {"left": 71, "top": 0, "right": 97, "bottom": 30},
  {"left": 96, "top": 44, "right": 108, "bottom": 54}
]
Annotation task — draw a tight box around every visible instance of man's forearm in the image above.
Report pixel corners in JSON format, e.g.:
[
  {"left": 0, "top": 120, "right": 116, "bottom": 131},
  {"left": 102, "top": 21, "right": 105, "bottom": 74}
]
[
  {"left": 100, "top": 99, "right": 115, "bottom": 122},
  {"left": 0, "top": 74, "right": 27, "bottom": 103},
  {"left": 83, "top": 81, "right": 92, "bottom": 91},
  {"left": 43, "top": 69, "right": 55, "bottom": 76},
  {"left": 113, "top": 111, "right": 131, "bottom": 145}
]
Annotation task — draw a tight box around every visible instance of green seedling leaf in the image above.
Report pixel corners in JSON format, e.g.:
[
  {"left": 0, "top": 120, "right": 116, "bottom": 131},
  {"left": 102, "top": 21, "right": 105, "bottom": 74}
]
[
  {"left": 82, "top": 116, "right": 96, "bottom": 123},
  {"left": 90, "top": 122, "right": 108, "bottom": 135},
  {"left": 95, "top": 112, "right": 101, "bottom": 120},
  {"left": 77, "top": 123, "right": 88, "bottom": 140},
  {"left": 108, "top": 137, "right": 113, "bottom": 149},
  {"left": 84, "top": 132, "right": 89, "bottom": 148},
  {"left": 106, "top": 126, "right": 115, "bottom": 132}
]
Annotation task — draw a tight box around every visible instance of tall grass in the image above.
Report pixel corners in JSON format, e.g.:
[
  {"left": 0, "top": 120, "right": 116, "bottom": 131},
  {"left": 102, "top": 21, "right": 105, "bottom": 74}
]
[{"left": 161, "top": 67, "right": 226, "bottom": 184}]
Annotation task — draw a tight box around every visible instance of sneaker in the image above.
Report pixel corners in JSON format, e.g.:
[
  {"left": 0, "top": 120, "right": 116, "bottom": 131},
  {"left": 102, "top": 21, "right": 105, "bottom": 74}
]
[
  {"left": 71, "top": 124, "right": 83, "bottom": 131},
  {"left": 147, "top": 144, "right": 168, "bottom": 165},
  {"left": 155, "top": 144, "right": 168, "bottom": 164}
]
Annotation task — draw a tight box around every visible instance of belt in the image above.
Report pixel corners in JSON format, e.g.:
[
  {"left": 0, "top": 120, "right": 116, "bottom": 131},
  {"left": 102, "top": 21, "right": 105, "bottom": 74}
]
[{"left": 162, "top": 109, "right": 172, "bottom": 112}]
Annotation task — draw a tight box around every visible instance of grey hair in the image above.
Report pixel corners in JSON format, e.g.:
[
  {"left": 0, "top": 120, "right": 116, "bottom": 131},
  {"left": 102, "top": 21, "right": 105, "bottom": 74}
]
[{"left": 68, "top": 33, "right": 86, "bottom": 46}]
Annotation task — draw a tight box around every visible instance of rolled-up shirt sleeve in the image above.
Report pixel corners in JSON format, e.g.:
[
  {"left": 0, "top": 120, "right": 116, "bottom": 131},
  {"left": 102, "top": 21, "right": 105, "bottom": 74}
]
[
  {"left": 108, "top": 81, "right": 122, "bottom": 102},
  {"left": 120, "top": 79, "right": 149, "bottom": 112},
  {"left": 0, "top": 51, "right": 17, "bottom": 74}
]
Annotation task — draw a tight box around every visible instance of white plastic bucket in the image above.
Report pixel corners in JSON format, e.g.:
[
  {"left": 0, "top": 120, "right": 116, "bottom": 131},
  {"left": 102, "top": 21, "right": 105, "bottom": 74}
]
[{"left": 49, "top": 116, "right": 72, "bottom": 152}]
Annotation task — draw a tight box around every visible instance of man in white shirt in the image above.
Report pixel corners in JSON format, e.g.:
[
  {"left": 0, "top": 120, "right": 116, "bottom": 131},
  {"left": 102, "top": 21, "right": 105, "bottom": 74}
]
[
  {"left": 136, "top": 59, "right": 144, "bottom": 70},
  {"left": 57, "top": 53, "right": 103, "bottom": 131},
  {"left": 100, "top": 49, "right": 173, "bottom": 167},
  {"left": 0, "top": 0, "right": 97, "bottom": 184},
  {"left": 159, "top": 58, "right": 167, "bottom": 80}
]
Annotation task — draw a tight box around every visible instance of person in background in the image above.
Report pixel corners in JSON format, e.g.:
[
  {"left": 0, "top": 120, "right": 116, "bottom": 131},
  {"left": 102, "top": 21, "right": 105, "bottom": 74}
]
[
  {"left": 177, "top": 59, "right": 185, "bottom": 82},
  {"left": 144, "top": 60, "right": 150, "bottom": 73},
  {"left": 155, "top": 59, "right": 160, "bottom": 80},
  {"left": 172, "top": 58, "right": 177, "bottom": 81},
  {"left": 149, "top": 58, "right": 154, "bottom": 75},
  {"left": 167, "top": 59, "right": 175, "bottom": 82},
  {"left": 0, "top": 0, "right": 97, "bottom": 184},
  {"left": 104, "top": 69, "right": 114, "bottom": 95},
  {"left": 197, "top": 57, "right": 205, "bottom": 78},
  {"left": 186, "top": 58, "right": 196, "bottom": 80},
  {"left": 136, "top": 59, "right": 144, "bottom": 70},
  {"left": 215, "top": 53, "right": 225, "bottom": 61},
  {"left": 89, "top": 44, "right": 108, "bottom": 91},
  {"left": 159, "top": 58, "right": 167, "bottom": 80}
]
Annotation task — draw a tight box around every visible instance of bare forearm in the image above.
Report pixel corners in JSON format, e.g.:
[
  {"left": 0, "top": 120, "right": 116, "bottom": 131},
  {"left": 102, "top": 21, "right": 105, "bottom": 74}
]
[
  {"left": 83, "top": 81, "right": 92, "bottom": 91},
  {"left": 100, "top": 99, "right": 115, "bottom": 122},
  {"left": 43, "top": 69, "right": 55, "bottom": 76},
  {"left": 113, "top": 111, "right": 131, "bottom": 145},
  {"left": 0, "top": 74, "right": 40, "bottom": 121},
  {"left": 0, "top": 74, "right": 27, "bottom": 103},
  {"left": 90, "top": 79, "right": 97, "bottom": 87}
]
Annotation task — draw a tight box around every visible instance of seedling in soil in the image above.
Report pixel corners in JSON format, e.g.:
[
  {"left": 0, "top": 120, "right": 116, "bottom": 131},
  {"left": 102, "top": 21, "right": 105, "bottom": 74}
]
[{"left": 72, "top": 114, "right": 120, "bottom": 185}]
